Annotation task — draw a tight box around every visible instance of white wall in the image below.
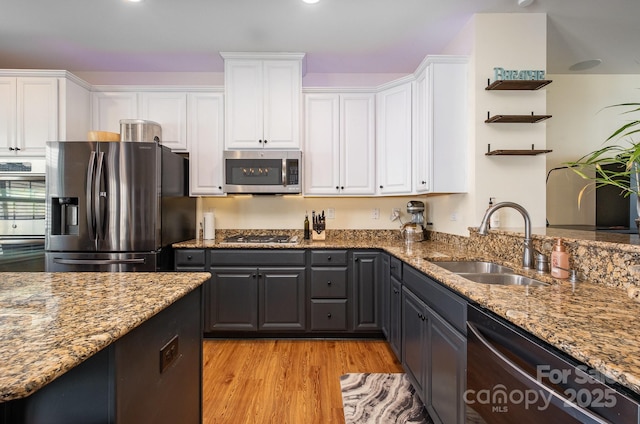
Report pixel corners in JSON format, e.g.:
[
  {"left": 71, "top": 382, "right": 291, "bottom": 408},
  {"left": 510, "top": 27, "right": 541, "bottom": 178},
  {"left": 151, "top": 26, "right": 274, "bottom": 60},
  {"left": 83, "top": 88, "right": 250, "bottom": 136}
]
[
  {"left": 425, "top": 13, "right": 548, "bottom": 236},
  {"left": 197, "top": 195, "right": 429, "bottom": 231},
  {"left": 546, "top": 74, "right": 640, "bottom": 226}
]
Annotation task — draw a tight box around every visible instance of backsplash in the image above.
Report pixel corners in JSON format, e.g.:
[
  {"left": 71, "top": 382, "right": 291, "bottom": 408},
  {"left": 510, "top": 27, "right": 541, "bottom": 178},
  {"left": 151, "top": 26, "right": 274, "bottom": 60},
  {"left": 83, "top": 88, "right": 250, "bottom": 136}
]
[{"left": 429, "top": 228, "right": 640, "bottom": 289}]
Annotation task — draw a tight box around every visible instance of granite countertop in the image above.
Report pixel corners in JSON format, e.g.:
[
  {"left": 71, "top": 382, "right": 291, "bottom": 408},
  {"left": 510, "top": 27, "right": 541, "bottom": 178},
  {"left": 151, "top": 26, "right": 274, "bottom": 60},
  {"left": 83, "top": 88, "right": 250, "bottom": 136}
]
[
  {"left": 175, "top": 234, "right": 640, "bottom": 397},
  {"left": 0, "top": 272, "right": 211, "bottom": 403}
]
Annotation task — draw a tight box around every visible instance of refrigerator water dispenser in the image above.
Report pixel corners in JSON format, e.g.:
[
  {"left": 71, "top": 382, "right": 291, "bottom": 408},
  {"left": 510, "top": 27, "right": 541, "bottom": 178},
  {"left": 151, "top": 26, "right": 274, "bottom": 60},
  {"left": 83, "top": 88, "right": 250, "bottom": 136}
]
[{"left": 51, "top": 197, "right": 79, "bottom": 235}]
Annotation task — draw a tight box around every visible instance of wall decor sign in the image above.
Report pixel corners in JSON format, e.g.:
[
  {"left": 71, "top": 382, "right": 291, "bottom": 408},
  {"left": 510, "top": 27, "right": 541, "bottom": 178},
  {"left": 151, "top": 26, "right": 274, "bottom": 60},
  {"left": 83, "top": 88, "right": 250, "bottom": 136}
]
[{"left": 493, "top": 67, "right": 545, "bottom": 81}]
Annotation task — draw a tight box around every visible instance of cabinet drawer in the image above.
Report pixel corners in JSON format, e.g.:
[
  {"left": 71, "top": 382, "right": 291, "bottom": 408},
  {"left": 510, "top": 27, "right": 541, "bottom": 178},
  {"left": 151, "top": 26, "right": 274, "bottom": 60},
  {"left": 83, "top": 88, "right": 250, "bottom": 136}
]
[
  {"left": 390, "top": 256, "right": 402, "bottom": 280},
  {"left": 310, "top": 267, "right": 348, "bottom": 298},
  {"left": 310, "top": 250, "right": 348, "bottom": 266},
  {"left": 310, "top": 299, "right": 348, "bottom": 331},
  {"left": 175, "top": 249, "right": 206, "bottom": 268},
  {"left": 209, "top": 249, "right": 305, "bottom": 266},
  {"left": 403, "top": 265, "right": 467, "bottom": 334}
]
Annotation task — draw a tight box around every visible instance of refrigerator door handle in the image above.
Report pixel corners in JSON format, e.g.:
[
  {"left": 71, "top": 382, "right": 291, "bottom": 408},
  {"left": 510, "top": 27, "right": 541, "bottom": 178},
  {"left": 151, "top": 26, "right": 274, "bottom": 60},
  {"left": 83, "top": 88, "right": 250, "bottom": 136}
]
[
  {"left": 52, "top": 258, "right": 146, "bottom": 265},
  {"left": 86, "top": 151, "right": 97, "bottom": 241},
  {"left": 94, "top": 151, "right": 106, "bottom": 241}
]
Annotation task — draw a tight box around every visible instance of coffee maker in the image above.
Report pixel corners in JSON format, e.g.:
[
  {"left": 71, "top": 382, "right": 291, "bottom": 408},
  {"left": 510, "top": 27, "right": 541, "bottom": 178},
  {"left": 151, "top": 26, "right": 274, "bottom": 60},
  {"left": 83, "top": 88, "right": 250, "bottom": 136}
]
[{"left": 401, "top": 200, "right": 425, "bottom": 242}]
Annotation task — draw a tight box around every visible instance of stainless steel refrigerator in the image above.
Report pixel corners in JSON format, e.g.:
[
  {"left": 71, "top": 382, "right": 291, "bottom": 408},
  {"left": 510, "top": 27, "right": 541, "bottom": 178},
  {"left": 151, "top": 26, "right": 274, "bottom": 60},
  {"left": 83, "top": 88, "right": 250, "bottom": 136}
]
[{"left": 45, "top": 141, "right": 196, "bottom": 272}]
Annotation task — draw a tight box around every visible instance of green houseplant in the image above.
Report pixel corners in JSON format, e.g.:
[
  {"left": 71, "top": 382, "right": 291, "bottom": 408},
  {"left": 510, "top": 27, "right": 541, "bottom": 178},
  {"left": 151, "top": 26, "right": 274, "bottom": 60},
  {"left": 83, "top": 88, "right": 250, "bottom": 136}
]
[{"left": 564, "top": 101, "right": 640, "bottom": 230}]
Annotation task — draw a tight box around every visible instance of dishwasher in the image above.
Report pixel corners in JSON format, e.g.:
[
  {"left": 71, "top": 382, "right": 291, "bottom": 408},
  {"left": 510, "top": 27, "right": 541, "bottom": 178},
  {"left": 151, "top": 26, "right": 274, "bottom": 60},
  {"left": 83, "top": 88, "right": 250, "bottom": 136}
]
[{"left": 466, "top": 304, "right": 640, "bottom": 424}]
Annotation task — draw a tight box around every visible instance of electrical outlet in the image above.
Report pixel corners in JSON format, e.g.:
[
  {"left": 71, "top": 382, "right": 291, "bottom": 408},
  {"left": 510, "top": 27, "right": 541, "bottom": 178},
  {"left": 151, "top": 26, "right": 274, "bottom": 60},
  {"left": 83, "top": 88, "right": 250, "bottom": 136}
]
[
  {"left": 390, "top": 208, "right": 400, "bottom": 221},
  {"left": 450, "top": 212, "right": 458, "bottom": 221},
  {"left": 326, "top": 208, "right": 335, "bottom": 219},
  {"left": 371, "top": 208, "right": 380, "bottom": 219}
]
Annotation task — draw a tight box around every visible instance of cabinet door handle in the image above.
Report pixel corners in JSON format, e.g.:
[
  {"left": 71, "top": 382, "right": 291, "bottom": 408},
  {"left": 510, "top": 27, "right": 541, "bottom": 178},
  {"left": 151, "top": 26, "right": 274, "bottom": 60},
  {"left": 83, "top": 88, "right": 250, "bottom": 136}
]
[
  {"left": 335, "top": 186, "right": 340, "bottom": 190},
  {"left": 252, "top": 273, "right": 257, "bottom": 278},
  {"left": 340, "top": 186, "right": 344, "bottom": 190},
  {"left": 354, "top": 258, "right": 359, "bottom": 262},
  {"left": 327, "top": 281, "right": 332, "bottom": 286},
  {"left": 379, "top": 185, "right": 383, "bottom": 189},
  {"left": 393, "top": 288, "right": 399, "bottom": 294},
  {"left": 327, "top": 313, "right": 332, "bottom": 318},
  {"left": 15, "top": 147, "right": 20, "bottom": 151},
  {"left": 421, "top": 180, "right": 426, "bottom": 184},
  {"left": 8, "top": 147, "right": 14, "bottom": 151},
  {"left": 327, "top": 256, "right": 331, "bottom": 261},
  {"left": 258, "top": 140, "right": 263, "bottom": 144},
  {"left": 264, "top": 139, "right": 268, "bottom": 144}
]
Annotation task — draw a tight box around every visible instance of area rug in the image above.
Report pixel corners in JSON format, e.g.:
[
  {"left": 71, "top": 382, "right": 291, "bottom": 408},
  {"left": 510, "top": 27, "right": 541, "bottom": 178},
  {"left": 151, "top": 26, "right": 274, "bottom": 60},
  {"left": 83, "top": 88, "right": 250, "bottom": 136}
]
[{"left": 340, "top": 373, "right": 433, "bottom": 424}]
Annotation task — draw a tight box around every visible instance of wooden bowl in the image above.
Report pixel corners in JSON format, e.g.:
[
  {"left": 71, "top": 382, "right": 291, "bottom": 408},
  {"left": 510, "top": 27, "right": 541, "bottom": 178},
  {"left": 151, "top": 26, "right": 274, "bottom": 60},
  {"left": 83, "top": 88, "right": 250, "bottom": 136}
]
[{"left": 87, "top": 131, "right": 120, "bottom": 142}]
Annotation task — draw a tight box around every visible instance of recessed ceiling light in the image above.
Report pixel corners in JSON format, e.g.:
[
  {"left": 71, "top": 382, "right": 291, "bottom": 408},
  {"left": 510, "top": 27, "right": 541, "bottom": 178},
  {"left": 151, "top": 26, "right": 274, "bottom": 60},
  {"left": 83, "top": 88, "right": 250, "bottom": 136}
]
[
  {"left": 302, "top": 0, "right": 320, "bottom": 4},
  {"left": 126, "top": 0, "right": 143, "bottom": 3},
  {"left": 569, "top": 59, "right": 603, "bottom": 71},
  {"left": 518, "top": 0, "right": 535, "bottom": 7}
]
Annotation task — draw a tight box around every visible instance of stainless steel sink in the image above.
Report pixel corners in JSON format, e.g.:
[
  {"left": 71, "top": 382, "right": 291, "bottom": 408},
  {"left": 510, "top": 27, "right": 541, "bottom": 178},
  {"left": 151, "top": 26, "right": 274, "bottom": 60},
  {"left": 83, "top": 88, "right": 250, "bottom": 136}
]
[
  {"left": 432, "top": 260, "right": 548, "bottom": 287},
  {"left": 433, "top": 261, "right": 514, "bottom": 274},
  {"left": 458, "top": 273, "right": 548, "bottom": 287}
]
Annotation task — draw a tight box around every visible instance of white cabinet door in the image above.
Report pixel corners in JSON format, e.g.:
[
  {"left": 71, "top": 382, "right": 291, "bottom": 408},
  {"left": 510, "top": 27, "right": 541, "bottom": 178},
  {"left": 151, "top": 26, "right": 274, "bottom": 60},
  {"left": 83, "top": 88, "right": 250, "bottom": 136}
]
[
  {"left": 430, "top": 59, "right": 467, "bottom": 193},
  {"left": 303, "top": 92, "right": 375, "bottom": 196},
  {"left": 91, "top": 92, "right": 139, "bottom": 133},
  {"left": 0, "top": 77, "right": 16, "bottom": 154},
  {"left": 225, "top": 60, "right": 263, "bottom": 149},
  {"left": 303, "top": 94, "right": 340, "bottom": 195},
  {"left": 262, "top": 60, "right": 301, "bottom": 149},
  {"left": 413, "top": 57, "right": 468, "bottom": 194},
  {"left": 224, "top": 57, "right": 301, "bottom": 150},
  {"left": 341, "top": 93, "right": 376, "bottom": 195},
  {"left": 413, "top": 68, "right": 430, "bottom": 194},
  {"left": 141, "top": 92, "right": 188, "bottom": 151},
  {"left": 376, "top": 82, "right": 412, "bottom": 195},
  {"left": 14, "top": 78, "right": 59, "bottom": 156},
  {"left": 188, "top": 92, "right": 225, "bottom": 196}
]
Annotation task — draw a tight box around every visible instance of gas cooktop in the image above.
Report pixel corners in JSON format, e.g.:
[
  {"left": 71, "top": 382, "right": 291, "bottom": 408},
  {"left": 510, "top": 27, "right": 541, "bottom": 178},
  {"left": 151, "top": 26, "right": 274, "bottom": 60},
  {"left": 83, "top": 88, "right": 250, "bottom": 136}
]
[{"left": 221, "top": 234, "right": 299, "bottom": 244}]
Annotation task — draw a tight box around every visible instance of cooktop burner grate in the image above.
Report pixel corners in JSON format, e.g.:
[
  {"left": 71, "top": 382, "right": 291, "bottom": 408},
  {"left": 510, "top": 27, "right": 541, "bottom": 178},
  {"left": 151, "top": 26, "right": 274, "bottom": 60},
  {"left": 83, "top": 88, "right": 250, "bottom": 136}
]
[{"left": 222, "top": 234, "right": 297, "bottom": 244}]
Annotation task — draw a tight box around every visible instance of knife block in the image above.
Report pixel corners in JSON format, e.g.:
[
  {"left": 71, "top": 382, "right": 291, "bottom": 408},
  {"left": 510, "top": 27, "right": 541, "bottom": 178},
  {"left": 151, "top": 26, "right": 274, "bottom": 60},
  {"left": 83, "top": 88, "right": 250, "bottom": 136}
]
[{"left": 312, "top": 229, "right": 326, "bottom": 241}]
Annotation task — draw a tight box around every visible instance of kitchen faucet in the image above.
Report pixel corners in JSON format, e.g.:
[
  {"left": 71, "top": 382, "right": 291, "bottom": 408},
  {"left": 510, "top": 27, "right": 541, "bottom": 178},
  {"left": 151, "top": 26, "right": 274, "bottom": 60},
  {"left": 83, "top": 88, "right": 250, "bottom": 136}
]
[{"left": 478, "top": 201, "right": 534, "bottom": 269}]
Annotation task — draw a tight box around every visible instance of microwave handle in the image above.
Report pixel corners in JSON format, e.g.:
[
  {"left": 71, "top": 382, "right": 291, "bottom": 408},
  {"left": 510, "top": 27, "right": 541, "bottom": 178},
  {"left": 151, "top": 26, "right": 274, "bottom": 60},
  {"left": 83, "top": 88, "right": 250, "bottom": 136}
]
[{"left": 282, "top": 159, "right": 288, "bottom": 186}]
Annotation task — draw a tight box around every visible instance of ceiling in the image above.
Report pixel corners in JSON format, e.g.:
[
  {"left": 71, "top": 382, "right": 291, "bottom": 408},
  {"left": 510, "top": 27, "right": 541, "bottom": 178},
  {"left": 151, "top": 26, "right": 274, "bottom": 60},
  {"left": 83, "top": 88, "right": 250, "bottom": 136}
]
[{"left": 1, "top": 0, "right": 638, "bottom": 75}]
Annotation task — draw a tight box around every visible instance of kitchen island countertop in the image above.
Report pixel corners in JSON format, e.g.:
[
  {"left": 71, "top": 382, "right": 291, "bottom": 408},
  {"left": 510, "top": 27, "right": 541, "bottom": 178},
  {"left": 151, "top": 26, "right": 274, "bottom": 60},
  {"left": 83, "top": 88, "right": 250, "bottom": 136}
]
[
  {"left": 175, "top": 235, "right": 640, "bottom": 398},
  {"left": 0, "top": 272, "right": 211, "bottom": 402}
]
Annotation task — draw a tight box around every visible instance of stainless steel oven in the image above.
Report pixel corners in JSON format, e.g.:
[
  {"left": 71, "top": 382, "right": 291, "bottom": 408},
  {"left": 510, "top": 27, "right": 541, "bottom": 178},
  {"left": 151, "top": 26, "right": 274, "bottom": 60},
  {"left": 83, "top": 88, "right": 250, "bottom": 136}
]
[
  {"left": 223, "top": 150, "right": 302, "bottom": 194},
  {"left": 0, "top": 159, "right": 46, "bottom": 271},
  {"left": 466, "top": 304, "right": 640, "bottom": 423}
]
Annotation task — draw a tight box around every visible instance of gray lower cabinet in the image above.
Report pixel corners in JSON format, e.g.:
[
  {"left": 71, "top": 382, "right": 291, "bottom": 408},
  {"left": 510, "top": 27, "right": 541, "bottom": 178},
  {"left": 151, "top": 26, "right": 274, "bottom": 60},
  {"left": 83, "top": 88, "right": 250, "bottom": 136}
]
[
  {"left": 401, "top": 286, "right": 429, "bottom": 397},
  {"left": 309, "top": 250, "right": 349, "bottom": 332},
  {"left": 207, "top": 250, "right": 306, "bottom": 334},
  {"left": 402, "top": 264, "right": 467, "bottom": 424},
  {"left": 389, "top": 275, "right": 402, "bottom": 359},
  {"left": 381, "top": 254, "right": 391, "bottom": 338},
  {"left": 352, "top": 251, "right": 381, "bottom": 332}
]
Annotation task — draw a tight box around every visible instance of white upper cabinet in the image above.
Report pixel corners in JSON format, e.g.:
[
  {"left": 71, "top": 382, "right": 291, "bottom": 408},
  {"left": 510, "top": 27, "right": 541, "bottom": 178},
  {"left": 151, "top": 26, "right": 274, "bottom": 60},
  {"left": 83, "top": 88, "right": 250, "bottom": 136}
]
[
  {"left": 304, "top": 92, "right": 375, "bottom": 196},
  {"left": 0, "top": 76, "right": 58, "bottom": 156},
  {"left": 91, "top": 91, "right": 139, "bottom": 134},
  {"left": 140, "top": 92, "right": 188, "bottom": 152},
  {"left": 188, "top": 92, "right": 225, "bottom": 196},
  {"left": 0, "top": 72, "right": 89, "bottom": 157},
  {"left": 413, "top": 56, "right": 468, "bottom": 194},
  {"left": 222, "top": 53, "right": 303, "bottom": 150},
  {"left": 376, "top": 80, "right": 413, "bottom": 195}
]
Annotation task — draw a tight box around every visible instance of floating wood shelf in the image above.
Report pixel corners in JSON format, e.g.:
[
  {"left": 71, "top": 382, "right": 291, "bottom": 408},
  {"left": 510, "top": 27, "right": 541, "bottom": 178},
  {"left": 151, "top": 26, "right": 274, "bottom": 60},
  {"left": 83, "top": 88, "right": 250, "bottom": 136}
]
[
  {"left": 485, "top": 144, "right": 552, "bottom": 156},
  {"left": 485, "top": 112, "right": 552, "bottom": 123},
  {"left": 486, "top": 79, "right": 553, "bottom": 90}
]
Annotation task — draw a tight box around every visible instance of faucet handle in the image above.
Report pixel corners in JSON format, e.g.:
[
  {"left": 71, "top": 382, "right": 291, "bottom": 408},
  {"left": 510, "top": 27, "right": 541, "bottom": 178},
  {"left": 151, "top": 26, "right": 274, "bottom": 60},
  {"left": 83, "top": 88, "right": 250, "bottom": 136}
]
[{"left": 534, "top": 251, "right": 550, "bottom": 274}]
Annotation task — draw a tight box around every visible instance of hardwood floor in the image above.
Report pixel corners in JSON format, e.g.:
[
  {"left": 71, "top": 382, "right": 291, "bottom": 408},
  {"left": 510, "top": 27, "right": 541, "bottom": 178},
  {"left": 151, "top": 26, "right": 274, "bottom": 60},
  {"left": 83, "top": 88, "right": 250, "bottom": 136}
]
[{"left": 202, "top": 339, "right": 403, "bottom": 424}]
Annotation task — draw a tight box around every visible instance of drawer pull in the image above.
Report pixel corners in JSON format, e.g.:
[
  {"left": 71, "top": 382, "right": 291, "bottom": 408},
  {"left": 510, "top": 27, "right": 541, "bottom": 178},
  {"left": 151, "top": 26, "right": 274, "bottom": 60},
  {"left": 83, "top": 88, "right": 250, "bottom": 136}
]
[
  {"left": 187, "top": 255, "right": 192, "bottom": 260},
  {"left": 327, "top": 313, "right": 332, "bottom": 318},
  {"left": 327, "top": 281, "right": 332, "bottom": 286},
  {"left": 327, "top": 256, "right": 331, "bottom": 261}
]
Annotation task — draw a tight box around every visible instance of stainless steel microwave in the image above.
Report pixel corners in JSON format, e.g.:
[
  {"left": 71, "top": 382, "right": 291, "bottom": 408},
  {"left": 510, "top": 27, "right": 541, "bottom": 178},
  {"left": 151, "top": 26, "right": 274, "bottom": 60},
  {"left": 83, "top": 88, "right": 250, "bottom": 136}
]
[{"left": 223, "top": 150, "right": 302, "bottom": 194}]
